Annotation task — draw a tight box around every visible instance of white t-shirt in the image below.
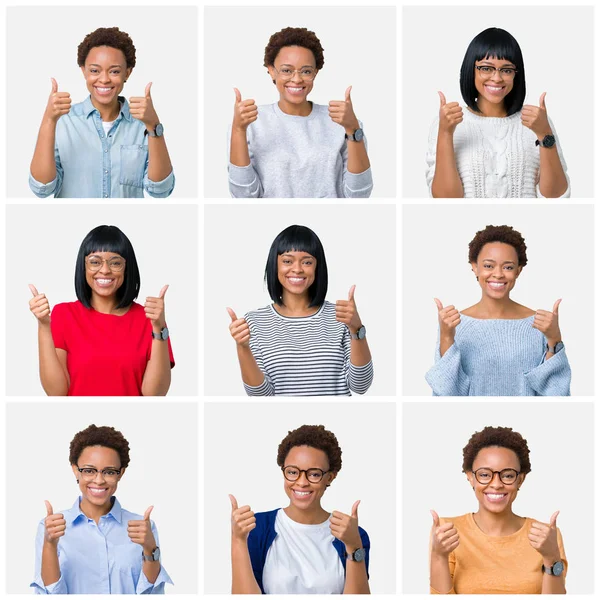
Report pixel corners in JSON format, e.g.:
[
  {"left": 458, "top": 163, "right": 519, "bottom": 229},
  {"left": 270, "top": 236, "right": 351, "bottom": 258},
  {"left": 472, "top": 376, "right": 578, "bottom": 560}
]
[
  {"left": 262, "top": 508, "right": 345, "bottom": 594},
  {"left": 102, "top": 120, "right": 116, "bottom": 136}
]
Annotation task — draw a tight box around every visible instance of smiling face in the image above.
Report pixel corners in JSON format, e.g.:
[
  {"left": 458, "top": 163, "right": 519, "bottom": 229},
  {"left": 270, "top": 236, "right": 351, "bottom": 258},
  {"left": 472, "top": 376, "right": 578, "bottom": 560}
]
[
  {"left": 268, "top": 45, "right": 317, "bottom": 107},
  {"left": 474, "top": 57, "right": 515, "bottom": 111},
  {"left": 81, "top": 46, "right": 132, "bottom": 108},
  {"left": 85, "top": 251, "right": 125, "bottom": 301},
  {"left": 471, "top": 242, "right": 522, "bottom": 300},
  {"left": 277, "top": 251, "right": 316, "bottom": 301}
]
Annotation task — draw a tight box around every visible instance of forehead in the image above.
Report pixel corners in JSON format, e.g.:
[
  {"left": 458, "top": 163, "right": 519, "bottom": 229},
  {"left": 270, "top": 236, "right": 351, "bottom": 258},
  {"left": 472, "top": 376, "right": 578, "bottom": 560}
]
[
  {"left": 478, "top": 242, "right": 518, "bottom": 262},
  {"left": 78, "top": 445, "right": 121, "bottom": 466},
  {"left": 85, "top": 45, "right": 127, "bottom": 66},
  {"left": 473, "top": 446, "right": 520, "bottom": 469},
  {"left": 87, "top": 251, "right": 123, "bottom": 258},
  {"left": 278, "top": 250, "right": 316, "bottom": 260},
  {"left": 284, "top": 445, "right": 329, "bottom": 468},
  {"left": 275, "top": 45, "right": 316, "bottom": 67}
]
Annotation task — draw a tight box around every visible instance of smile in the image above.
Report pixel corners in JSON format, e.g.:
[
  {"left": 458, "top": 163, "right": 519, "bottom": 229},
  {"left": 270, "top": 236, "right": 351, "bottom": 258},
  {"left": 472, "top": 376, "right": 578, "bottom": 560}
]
[
  {"left": 94, "top": 278, "right": 115, "bottom": 287},
  {"left": 94, "top": 86, "right": 114, "bottom": 95},
  {"left": 292, "top": 489, "right": 313, "bottom": 498},
  {"left": 484, "top": 84, "right": 506, "bottom": 95},
  {"left": 87, "top": 486, "right": 109, "bottom": 497},
  {"left": 285, "top": 86, "right": 305, "bottom": 95},
  {"left": 484, "top": 492, "right": 508, "bottom": 502},
  {"left": 287, "top": 276, "right": 306, "bottom": 285},
  {"left": 487, "top": 281, "right": 507, "bottom": 289}
]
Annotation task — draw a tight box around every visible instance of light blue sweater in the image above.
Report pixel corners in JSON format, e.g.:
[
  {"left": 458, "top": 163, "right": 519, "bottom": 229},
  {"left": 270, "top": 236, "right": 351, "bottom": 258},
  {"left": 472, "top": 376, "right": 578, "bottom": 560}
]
[{"left": 425, "top": 315, "right": 571, "bottom": 396}]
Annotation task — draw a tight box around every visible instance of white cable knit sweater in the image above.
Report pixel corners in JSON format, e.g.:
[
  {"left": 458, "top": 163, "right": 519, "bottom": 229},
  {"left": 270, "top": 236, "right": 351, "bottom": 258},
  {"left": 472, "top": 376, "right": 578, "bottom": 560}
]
[{"left": 426, "top": 109, "right": 570, "bottom": 198}]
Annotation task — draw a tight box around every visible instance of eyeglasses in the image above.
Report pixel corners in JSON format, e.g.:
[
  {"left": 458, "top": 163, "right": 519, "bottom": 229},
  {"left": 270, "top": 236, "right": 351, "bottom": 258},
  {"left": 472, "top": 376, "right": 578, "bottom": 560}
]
[
  {"left": 475, "top": 65, "right": 517, "bottom": 80},
  {"left": 77, "top": 467, "right": 122, "bottom": 482},
  {"left": 282, "top": 465, "right": 329, "bottom": 483},
  {"left": 472, "top": 468, "right": 520, "bottom": 485},
  {"left": 272, "top": 66, "right": 317, "bottom": 81},
  {"left": 85, "top": 255, "right": 126, "bottom": 272}
]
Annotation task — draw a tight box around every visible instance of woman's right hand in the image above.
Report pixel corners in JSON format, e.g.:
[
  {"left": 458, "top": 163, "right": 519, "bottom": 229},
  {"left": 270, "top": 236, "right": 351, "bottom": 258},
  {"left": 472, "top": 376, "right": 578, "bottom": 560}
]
[
  {"left": 434, "top": 298, "right": 460, "bottom": 342},
  {"left": 229, "top": 494, "right": 256, "bottom": 541},
  {"left": 43, "top": 501, "right": 66, "bottom": 546},
  {"left": 29, "top": 284, "right": 51, "bottom": 326},
  {"left": 227, "top": 308, "right": 250, "bottom": 347},
  {"left": 438, "top": 92, "right": 463, "bottom": 135},
  {"left": 430, "top": 510, "right": 459, "bottom": 557},
  {"left": 44, "top": 78, "right": 71, "bottom": 123},
  {"left": 232, "top": 88, "right": 258, "bottom": 132}
]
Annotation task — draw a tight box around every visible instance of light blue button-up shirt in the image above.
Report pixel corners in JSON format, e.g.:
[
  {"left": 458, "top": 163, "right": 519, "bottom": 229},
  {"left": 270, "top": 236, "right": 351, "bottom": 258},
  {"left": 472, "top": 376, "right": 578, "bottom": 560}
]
[
  {"left": 29, "top": 96, "right": 175, "bottom": 198},
  {"left": 31, "top": 497, "right": 173, "bottom": 594}
]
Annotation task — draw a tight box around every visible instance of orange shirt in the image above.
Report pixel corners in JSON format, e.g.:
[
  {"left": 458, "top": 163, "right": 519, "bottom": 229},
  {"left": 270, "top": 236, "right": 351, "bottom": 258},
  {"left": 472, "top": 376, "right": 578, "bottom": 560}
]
[{"left": 430, "top": 513, "right": 567, "bottom": 594}]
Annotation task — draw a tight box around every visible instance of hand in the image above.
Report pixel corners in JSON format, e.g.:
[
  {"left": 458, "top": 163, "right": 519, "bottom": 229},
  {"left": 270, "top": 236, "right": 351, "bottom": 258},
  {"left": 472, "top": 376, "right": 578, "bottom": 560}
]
[
  {"left": 434, "top": 298, "right": 460, "bottom": 341},
  {"left": 329, "top": 86, "right": 360, "bottom": 135},
  {"left": 232, "top": 88, "right": 257, "bottom": 132},
  {"left": 521, "top": 93, "right": 552, "bottom": 140},
  {"left": 336, "top": 285, "right": 363, "bottom": 335},
  {"left": 229, "top": 494, "right": 256, "bottom": 541},
  {"left": 29, "top": 284, "right": 51, "bottom": 326},
  {"left": 227, "top": 307, "right": 250, "bottom": 347},
  {"left": 43, "top": 500, "right": 66, "bottom": 545},
  {"left": 430, "top": 509, "right": 459, "bottom": 557},
  {"left": 533, "top": 299, "right": 562, "bottom": 346},
  {"left": 528, "top": 511, "right": 561, "bottom": 563},
  {"left": 127, "top": 506, "right": 158, "bottom": 555},
  {"left": 129, "top": 82, "right": 160, "bottom": 130},
  {"left": 330, "top": 500, "right": 362, "bottom": 551},
  {"left": 144, "top": 285, "right": 168, "bottom": 331},
  {"left": 438, "top": 92, "right": 463, "bottom": 135},
  {"left": 44, "top": 78, "right": 71, "bottom": 123}
]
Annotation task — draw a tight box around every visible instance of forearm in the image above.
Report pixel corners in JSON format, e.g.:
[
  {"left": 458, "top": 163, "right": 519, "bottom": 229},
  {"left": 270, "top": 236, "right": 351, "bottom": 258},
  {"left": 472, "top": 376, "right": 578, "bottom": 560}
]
[
  {"left": 345, "top": 138, "right": 370, "bottom": 174},
  {"left": 343, "top": 555, "right": 370, "bottom": 594},
  {"left": 31, "top": 118, "right": 58, "bottom": 183},
  {"left": 538, "top": 146, "right": 568, "bottom": 198},
  {"left": 231, "top": 538, "right": 261, "bottom": 594},
  {"left": 38, "top": 324, "right": 68, "bottom": 396},
  {"left": 142, "top": 558, "right": 161, "bottom": 585},
  {"left": 431, "top": 131, "right": 463, "bottom": 198},
  {"left": 430, "top": 553, "right": 453, "bottom": 594},
  {"left": 350, "top": 338, "right": 371, "bottom": 366},
  {"left": 147, "top": 134, "right": 173, "bottom": 182},
  {"left": 41, "top": 542, "right": 61, "bottom": 587},
  {"left": 236, "top": 345, "right": 265, "bottom": 387},
  {"left": 439, "top": 335, "right": 454, "bottom": 358},
  {"left": 230, "top": 128, "right": 251, "bottom": 167},
  {"left": 142, "top": 338, "right": 171, "bottom": 396}
]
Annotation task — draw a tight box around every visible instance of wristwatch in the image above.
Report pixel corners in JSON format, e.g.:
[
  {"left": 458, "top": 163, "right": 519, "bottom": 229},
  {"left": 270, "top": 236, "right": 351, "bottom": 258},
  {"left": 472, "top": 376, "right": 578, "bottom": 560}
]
[
  {"left": 351, "top": 325, "right": 367, "bottom": 340},
  {"left": 542, "top": 560, "right": 564, "bottom": 576},
  {"left": 345, "top": 128, "right": 364, "bottom": 142},
  {"left": 546, "top": 341, "right": 564, "bottom": 354},
  {"left": 346, "top": 547, "right": 366, "bottom": 562},
  {"left": 535, "top": 134, "right": 555, "bottom": 148},
  {"left": 147, "top": 123, "right": 164, "bottom": 137},
  {"left": 152, "top": 326, "right": 169, "bottom": 341},
  {"left": 143, "top": 546, "right": 161, "bottom": 562}
]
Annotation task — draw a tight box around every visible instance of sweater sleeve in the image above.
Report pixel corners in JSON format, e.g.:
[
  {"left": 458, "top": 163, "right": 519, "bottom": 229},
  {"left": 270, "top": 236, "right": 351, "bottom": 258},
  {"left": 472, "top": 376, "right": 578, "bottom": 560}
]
[
  {"left": 243, "top": 313, "right": 275, "bottom": 396},
  {"left": 425, "top": 337, "right": 471, "bottom": 397},
  {"left": 535, "top": 117, "right": 570, "bottom": 198},
  {"left": 340, "top": 119, "right": 373, "bottom": 198},
  {"left": 523, "top": 346, "right": 571, "bottom": 396},
  {"left": 227, "top": 124, "right": 264, "bottom": 198},
  {"left": 343, "top": 326, "right": 374, "bottom": 394},
  {"left": 425, "top": 117, "right": 439, "bottom": 197}
]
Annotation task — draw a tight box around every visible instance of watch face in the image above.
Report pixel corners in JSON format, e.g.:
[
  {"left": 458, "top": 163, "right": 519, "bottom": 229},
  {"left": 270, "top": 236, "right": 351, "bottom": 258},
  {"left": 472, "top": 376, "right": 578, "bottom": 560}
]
[
  {"left": 552, "top": 561, "right": 564, "bottom": 576},
  {"left": 354, "top": 128, "right": 364, "bottom": 142},
  {"left": 152, "top": 547, "right": 161, "bottom": 561},
  {"left": 353, "top": 547, "right": 366, "bottom": 562},
  {"left": 542, "top": 134, "right": 556, "bottom": 148},
  {"left": 357, "top": 325, "right": 366, "bottom": 340},
  {"left": 161, "top": 327, "right": 169, "bottom": 340}
]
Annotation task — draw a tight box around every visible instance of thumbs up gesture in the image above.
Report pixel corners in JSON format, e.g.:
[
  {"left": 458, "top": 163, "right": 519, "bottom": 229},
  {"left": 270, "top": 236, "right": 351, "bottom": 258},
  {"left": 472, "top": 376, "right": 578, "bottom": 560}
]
[
  {"left": 44, "top": 78, "right": 71, "bottom": 123},
  {"left": 430, "top": 509, "right": 459, "bottom": 557},
  {"left": 521, "top": 92, "right": 552, "bottom": 139},
  {"left": 232, "top": 88, "right": 258, "bottom": 132},
  {"left": 438, "top": 91, "right": 463, "bottom": 135},
  {"left": 127, "top": 506, "right": 158, "bottom": 554},
  {"left": 227, "top": 307, "right": 251, "bottom": 347},
  {"left": 129, "top": 82, "right": 160, "bottom": 130},
  {"left": 533, "top": 299, "right": 562, "bottom": 347},
  {"left": 43, "top": 500, "right": 66, "bottom": 545},
  {"left": 144, "top": 285, "right": 168, "bottom": 330},
  {"left": 434, "top": 298, "right": 461, "bottom": 341},
  {"left": 29, "top": 284, "right": 51, "bottom": 326},
  {"left": 336, "top": 285, "right": 363, "bottom": 335},
  {"left": 329, "top": 86, "right": 360, "bottom": 135},
  {"left": 330, "top": 500, "right": 362, "bottom": 550},
  {"left": 229, "top": 494, "right": 256, "bottom": 541},
  {"left": 528, "top": 511, "right": 560, "bottom": 562}
]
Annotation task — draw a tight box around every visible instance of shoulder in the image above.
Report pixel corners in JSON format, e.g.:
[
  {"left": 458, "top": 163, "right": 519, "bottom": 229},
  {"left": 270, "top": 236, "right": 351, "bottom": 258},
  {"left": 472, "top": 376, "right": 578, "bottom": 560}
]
[
  {"left": 245, "top": 305, "right": 274, "bottom": 322},
  {"left": 255, "top": 508, "right": 280, "bottom": 523},
  {"left": 128, "top": 301, "right": 146, "bottom": 315},
  {"left": 120, "top": 506, "right": 144, "bottom": 521},
  {"left": 250, "top": 508, "right": 280, "bottom": 538},
  {"left": 52, "top": 300, "right": 84, "bottom": 317},
  {"left": 442, "top": 513, "right": 471, "bottom": 528}
]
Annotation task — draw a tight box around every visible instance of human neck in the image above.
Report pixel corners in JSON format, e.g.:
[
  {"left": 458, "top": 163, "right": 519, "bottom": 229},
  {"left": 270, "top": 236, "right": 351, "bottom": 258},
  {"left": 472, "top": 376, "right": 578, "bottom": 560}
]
[
  {"left": 91, "top": 96, "right": 121, "bottom": 122},
  {"left": 474, "top": 98, "right": 507, "bottom": 118},
  {"left": 80, "top": 496, "right": 112, "bottom": 524},
  {"left": 91, "top": 293, "right": 121, "bottom": 315},
  {"left": 277, "top": 293, "right": 317, "bottom": 317},
  {"left": 278, "top": 98, "right": 312, "bottom": 117},
  {"left": 473, "top": 508, "right": 522, "bottom": 536},
  {"left": 474, "top": 295, "right": 517, "bottom": 319},
  {"left": 284, "top": 503, "right": 329, "bottom": 525}
]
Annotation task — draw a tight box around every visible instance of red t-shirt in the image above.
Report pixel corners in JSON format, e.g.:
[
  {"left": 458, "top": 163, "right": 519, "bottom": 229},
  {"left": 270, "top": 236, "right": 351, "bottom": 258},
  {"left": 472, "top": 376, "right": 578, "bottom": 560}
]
[{"left": 50, "top": 301, "right": 174, "bottom": 396}]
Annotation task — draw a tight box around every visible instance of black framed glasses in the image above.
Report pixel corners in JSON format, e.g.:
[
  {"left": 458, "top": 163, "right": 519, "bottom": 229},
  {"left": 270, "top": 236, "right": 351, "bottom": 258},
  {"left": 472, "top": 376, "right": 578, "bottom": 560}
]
[
  {"left": 85, "top": 255, "right": 126, "bottom": 272},
  {"left": 282, "top": 465, "right": 329, "bottom": 483},
  {"left": 77, "top": 467, "right": 122, "bottom": 482},
  {"left": 472, "top": 468, "right": 520, "bottom": 485},
  {"left": 475, "top": 65, "right": 518, "bottom": 80}
]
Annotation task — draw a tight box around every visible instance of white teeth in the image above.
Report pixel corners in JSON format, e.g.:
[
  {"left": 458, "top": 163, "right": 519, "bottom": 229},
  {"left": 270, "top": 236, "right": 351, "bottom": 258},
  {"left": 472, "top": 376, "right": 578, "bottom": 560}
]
[
  {"left": 293, "top": 490, "right": 311, "bottom": 496},
  {"left": 288, "top": 277, "right": 304, "bottom": 282},
  {"left": 485, "top": 493, "right": 506, "bottom": 500},
  {"left": 489, "top": 282, "right": 505, "bottom": 288},
  {"left": 96, "top": 279, "right": 113, "bottom": 284},
  {"left": 286, "top": 87, "right": 303, "bottom": 92}
]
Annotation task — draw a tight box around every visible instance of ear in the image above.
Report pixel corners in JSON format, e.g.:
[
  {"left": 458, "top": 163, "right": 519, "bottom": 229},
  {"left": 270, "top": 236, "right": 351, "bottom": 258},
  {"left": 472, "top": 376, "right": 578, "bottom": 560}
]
[
  {"left": 80, "top": 66, "right": 86, "bottom": 78},
  {"left": 125, "top": 67, "right": 133, "bottom": 81},
  {"left": 470, "top": 262, "right": 479, "bottom": 279},
  {"left": 515, "top": 265, "right": 524, "bottom": 278},
  {"left": 326, "top": 471, "right": 337, "bottom": 487},
  {"left": 71, "top": 464, "right": 80, "bottom": 478},
  {"left": 267, "top": 66, "right": 276, "bottom": 82},
  {"left": 466, "top": 471, "right": 476, "bottom": 488},
  {"left": 117, "top": 467, "right": 126, "bottom": 481},
  {"left": 517, "top": 472, "right": 526, "bottom": 488}
]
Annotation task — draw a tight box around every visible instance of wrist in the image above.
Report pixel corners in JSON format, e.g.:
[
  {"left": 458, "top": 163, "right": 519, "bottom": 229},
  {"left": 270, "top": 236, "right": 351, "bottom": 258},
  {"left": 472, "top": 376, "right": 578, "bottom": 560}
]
[
  {"left": 43, "top": 538, "right": 59, "bottom": 550},
  {"left": 233, "top": 124, "right": 248, "bottom": 135},
  {"left": 143, "top": 544, "right": 156, "bottom": 556},
  {"left": 345, "top": 124, "right": 360, "bottom": 136},
  {"left": 344, "top": 542, "right": 363, "bottom": 555},
  {"left": 542, "top": 555, "right": 561, "bottom": 568},
  {"left": 545, "top": 337, "right": 562, "bottom": 348},
  {"left": 152, "top": 323, "right": 166, "bottom": 333}
]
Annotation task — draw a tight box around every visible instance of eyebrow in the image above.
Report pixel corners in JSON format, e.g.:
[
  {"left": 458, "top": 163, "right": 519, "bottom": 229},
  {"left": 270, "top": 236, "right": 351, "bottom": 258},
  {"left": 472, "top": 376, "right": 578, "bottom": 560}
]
[
  {"left": 88, "top": 64, "right": 124, "bottom": 69},
  {"left": 281, "top": 253, "right": 314, "bottom": 258},
  {"left": 478, "top": 60, "right": 516, "bottom": 67},
  {"left": 80, "top": 463, "right": 120, "bottom": 469},
  {"left": 278, "top": 63, "right": 316, "bottom": 69},
  {"left": 482, "top": 259, "right": 516, "bottom": 264}
]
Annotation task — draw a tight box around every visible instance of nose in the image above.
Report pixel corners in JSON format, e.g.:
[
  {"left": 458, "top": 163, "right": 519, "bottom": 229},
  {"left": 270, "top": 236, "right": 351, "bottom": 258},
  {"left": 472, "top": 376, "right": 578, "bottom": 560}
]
[
  {"left": 296, "top": 471, "right": 310, "bottom": 486},
  {"left": 490, "top": 69, "right": 503, "bottom": 83},
  {"left": 99, "top": 260, "right": 111, "bottom": 274},
  {"left": 489, "top": 472, "right": 504, "bottom": 487},
  {"left": 93, "top": 471, "right": 107, "bottom": 483},
  {"left": 99, "top": 71, "right": 111, "bottom": 83},
  {"left": 291, "top": 70, "right": 303, "bottom": 84}
]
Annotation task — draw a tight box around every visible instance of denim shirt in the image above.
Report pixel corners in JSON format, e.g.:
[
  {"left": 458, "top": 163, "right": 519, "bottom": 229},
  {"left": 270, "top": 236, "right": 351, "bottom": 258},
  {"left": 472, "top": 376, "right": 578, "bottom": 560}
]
[{"left": 29, "top": 96, "right": 175, "bottom": 198}]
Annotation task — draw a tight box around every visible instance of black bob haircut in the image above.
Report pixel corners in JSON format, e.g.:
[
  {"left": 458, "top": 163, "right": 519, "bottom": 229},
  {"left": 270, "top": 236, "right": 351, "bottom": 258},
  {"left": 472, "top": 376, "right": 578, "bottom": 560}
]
[
  {"left": 460, "top": 28, "right": 526, "bottom": 117},
  {"left": 265, "top": 225, "right": 328, "bottom": 307},
  {"left": 74, "top": 225, "right": 140, "bottom": 309}
]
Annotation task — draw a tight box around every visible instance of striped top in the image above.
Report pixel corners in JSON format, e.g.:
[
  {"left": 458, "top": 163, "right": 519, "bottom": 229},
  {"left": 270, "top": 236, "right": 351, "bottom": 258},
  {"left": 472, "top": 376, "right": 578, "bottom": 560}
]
[{"left": 244, "top": 301, "right": 373, "bottom": 396}]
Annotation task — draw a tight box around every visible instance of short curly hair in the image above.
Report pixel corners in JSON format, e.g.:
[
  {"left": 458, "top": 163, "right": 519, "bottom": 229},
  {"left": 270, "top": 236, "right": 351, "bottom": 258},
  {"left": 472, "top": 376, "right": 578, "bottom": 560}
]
[
  {"left": 462, "top": 426, "right": 531, "bottom": 474},
  {"left": 77, "top": 27, "right": 136, "bottom": 69},
  {"left": 277, "top": 425, "right": 342, "bottom": 473},
  {"left": 468, "top": 225, "right": 528, "bottom": 266},
  {"left": 264, "top": 27, "right": 325, "bottom": 70},
  {"left": 69, "top": 424, "right": 131, "bottom": 469}
]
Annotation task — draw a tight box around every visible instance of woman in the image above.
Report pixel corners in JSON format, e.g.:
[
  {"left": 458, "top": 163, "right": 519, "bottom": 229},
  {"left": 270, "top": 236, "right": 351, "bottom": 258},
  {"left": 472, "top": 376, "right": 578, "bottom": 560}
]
[
  {"left": 430, "top": 426, "right": 567, "bottom": 594},
  {"left": 425, "top": 224, "right": 570, "bottom": 396},
  {"left": 28, "top": 225, "right": 174, "bottom": 396},
  {"left": 29, "top": 27, "right": 174, "bottom": 198},
  {"left": 227, "top": 224, "right": 373, "bottom": 396},
  {"left": 426, "top": 27, "right": 569, "bottom": 198},
  {"left": 229, "top": 425, "right": 370, "bottom": 594},
  {"left": 32, "top": 424, "right": 173, "bottom": 594},
  {"left": 228, "top": 27, "right": 372, "bottom": 198}
]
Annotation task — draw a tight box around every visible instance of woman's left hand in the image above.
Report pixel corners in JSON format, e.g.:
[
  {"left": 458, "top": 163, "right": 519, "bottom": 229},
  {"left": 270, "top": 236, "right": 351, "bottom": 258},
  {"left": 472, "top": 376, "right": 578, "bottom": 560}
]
[
  {"left": 532, "top": 299, "right": 562, "bottom": 346},
  {"left": 129, "top": 82, "right": 160, "bottom": 131},
  {"left": 128, "top": 506, "right": 158, "bottom": 555},
  {"left": 145, "top": 285, "right": 169, "bottom": 330},
  {"left": 336, "top": 285, "right": 363, "bottom": 336},
  {"left": 330, "top": 500, "right": 362, "bottom": 551},
  {"left": 521, "top": 93, "right": 552, "bottom": 139},
  {"left": 329, "top": 86, "right": 360, "bottom": 135},
  {"left": 528, "top": 511, "right": 561, "bottom": 562}
]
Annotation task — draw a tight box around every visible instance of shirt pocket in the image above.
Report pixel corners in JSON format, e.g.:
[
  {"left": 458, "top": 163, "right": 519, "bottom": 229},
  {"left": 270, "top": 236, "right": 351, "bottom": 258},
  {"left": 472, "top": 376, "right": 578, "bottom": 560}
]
[{"left": 120, "top": 144, "right": 148, "bottom": 188}]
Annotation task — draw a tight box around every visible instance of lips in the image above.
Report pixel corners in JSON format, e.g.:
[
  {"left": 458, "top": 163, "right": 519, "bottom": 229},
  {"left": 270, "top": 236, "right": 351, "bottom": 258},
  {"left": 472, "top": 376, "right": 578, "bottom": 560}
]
[
  {"left": 286, "top": 276, "right": 306, "bottom": 286},
  {"left": 487, "top": 281, "right": 507, "bottom": 290},
  {"left": 94, "top": 86, "right": 115, "bottom": 97},
  {"left": 292, "top": 489, "right": 313, "bottom": 499},
  {"left": 484, "top": 492, "right": 508, "bottom": 503},
  {"left": 484, "top": 84, "right": 506, "bottom": 96},
  {"left": 94, "top": 278, "right": 115, "bottom": 288},
  {"left": 87, "top": 486, "right": 109, "bottom": 497},
  {"left": 285, "top": 86, "right": 306, "bottom": 97}
]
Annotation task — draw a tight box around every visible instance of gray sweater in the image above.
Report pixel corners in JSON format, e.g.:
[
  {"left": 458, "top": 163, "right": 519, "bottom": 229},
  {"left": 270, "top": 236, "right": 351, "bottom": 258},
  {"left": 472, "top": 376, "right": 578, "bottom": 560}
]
[{"left": 228, "top": 102, "right": 373, "bottom": 198}]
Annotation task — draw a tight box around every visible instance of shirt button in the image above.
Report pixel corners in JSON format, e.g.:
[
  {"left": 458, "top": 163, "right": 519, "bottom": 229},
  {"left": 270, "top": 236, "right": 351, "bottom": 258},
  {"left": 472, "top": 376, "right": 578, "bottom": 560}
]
[
  {"left": 104, "top": 193, "right": 108, "bottom": 198},
  {"left": 104, "top": 149, "right": 108, "bottom": 153},
  {"left": 105, "top": 170, "right": 108, "bottom": 174}
]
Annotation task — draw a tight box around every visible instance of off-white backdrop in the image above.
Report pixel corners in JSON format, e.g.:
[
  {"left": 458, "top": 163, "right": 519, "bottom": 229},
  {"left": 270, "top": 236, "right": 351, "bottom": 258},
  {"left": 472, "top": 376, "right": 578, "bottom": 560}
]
[
  {"left": 204, "top": 203, "right": 396, "bottom": 396},
  {"left": 402, "top": 5, "right": 594, "bottom": 198},
  {"left": 6, "top": 204, "right": 199, "bottom": 396},
  {"left": 402, "top": 204, "right": 594, "bottom": 396},
  {"left": 6, "top": 6, "right": 198, "bottom": 198},
  {"left": 204, "top": 401, "right": 396, "bottom": 594},
  {"left": 203, "top": 5, "right": 397, "bottom": 198},
  {"left": 6, "top": 401, "right": 198, "bottom": 594},
  {"left": 402, "top": 401, "right": 594, "bottom": 594}
]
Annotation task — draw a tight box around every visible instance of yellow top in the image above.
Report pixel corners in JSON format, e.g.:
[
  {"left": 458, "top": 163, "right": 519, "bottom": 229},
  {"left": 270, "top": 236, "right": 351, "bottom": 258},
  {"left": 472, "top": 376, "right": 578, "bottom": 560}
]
[{"left": 430, "top": 513, "right": 567, "bottom": 594}]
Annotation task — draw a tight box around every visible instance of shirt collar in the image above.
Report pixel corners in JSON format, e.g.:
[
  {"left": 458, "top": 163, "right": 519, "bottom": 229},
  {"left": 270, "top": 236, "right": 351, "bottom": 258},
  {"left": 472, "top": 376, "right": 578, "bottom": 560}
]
[
  {"left": 64, "top": 496, "right": 123, "bottom": 525},
  {"left": 82, "top": 95, "right": 132, "bottom": 122}
]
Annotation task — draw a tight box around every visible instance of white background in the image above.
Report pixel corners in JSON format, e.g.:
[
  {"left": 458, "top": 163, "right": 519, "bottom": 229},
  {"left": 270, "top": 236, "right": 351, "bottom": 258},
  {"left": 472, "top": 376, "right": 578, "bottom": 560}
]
[
  {"left": 6, "top": 204, "right": 199, "bottom": 396},
  {"left": 204, "top": 203, "right": 396, "bottom": 396},
  {"left": 6, "top": 5, "right": 198, "bottom": 198},
  {"left": 402, "top": 203, "right": 595, "bottom": 396},
  {"left": 402, "top": 401, "right": 594, "bottom": 594},
  {"left": 5, "top": 401, "right": 198, "bottom": 594},
  {"left": 203, "top": 5, "right": 397, "bottom": 198},
  {"left": 402, "top": 5, "right": 594, "bottom": 198},
  {"left": 204, "top": 401, "right": 396, "bottom": 594}
]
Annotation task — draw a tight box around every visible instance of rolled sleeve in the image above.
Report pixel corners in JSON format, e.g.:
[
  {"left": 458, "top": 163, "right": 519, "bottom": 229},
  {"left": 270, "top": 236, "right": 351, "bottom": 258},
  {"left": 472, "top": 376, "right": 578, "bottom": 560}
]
[
  {"left": 349, "top": 361, "right": 374, "bottom": 394},
  {"left": 144, "top": 170, "right": 175, "bottom": 198},
  {"left": 31, "top": 522, "right": 68, "bottom": 594},
  {"left": 344, "top": 167, "right": 373, "bottom": 198},
  {"left": 29, "top": 173, "right": 58, "bottom": 198},
  {"left": 425, "top": 343, "right": 471, "bottom": 396},
  {"left": 135, "top": 565, "right": 173, "bottom": 594},
  {"left": 524, "top": 348, "right": 571, "bottom": 396},
  {"left": 228, "top": 163, "right": 262, "bottom": 198},
  {"left": 244, "top": 377, "right": 275, "bottom": 396}
]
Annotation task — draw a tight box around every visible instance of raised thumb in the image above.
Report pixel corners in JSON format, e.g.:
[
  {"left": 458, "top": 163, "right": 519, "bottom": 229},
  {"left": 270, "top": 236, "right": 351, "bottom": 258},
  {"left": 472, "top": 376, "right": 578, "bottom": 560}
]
[
  {"left": 539, "top": 92, "right": 547, "bottom": 109},
  {"left": 144, "top": 505, "right": 154, "bottom": 521},
  {"left": 234, "top": 87, "right": 242, "bottom": 103},
  {"left": 434, "top": 297, "right": 443, "bottom": 311},
  {"left": 145, "top": 82, "right": 153, "bottom": 97},
  {"left": 552, "top": 298, "right": 562, "bottom": 314},
  {"left": 51, "top": 78, "right": 58, "bottom": 94},
  {"left": 229, "top": 494, "right": 239, "bottom": 511},
  {"left": 226, "top": 307, "right": 238, "bottom": 322},
  {"left": 158, "top": 284, "right": 169, "bottom": 299},
  {"left": 438, "top": 91, "right": 446, "bottom": 107},
  {"left": 430, "top": 509, "right": 440, "bottom": 526},
  {"left": 45, "top": 500, "right": 53, "bottom": 516},
  {"left": 29, "top": 284, "right": 39, "bottom": 297},
  {"left": 348, "top": 285, "right": 356, "bottom": 301},
  {"left": 550, "top": 510, "right": 559, "bottom": 528},
  {"left": 345, "top": 85, "right": 352, "bottom": 102},
  {"left": 351, "top": 499, "right": 360, "bottom": 518}
]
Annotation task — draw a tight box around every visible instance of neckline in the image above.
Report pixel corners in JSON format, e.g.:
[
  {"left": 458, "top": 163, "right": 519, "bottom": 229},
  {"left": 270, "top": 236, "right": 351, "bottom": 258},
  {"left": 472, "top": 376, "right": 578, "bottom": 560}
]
[
  {"left": 82, "top": 300, "right": 134, "bottom": 318},
  {"left": 464, "top": 107, "right": 521, "bottom": 123},
  {"left": 468, "top": 512, "right": 527, "bottom": 538},
  {"left": 269, "top": 302, "right": 325, "bottom": 320},
  {"left": 280, "top": 507, "right": 331, "bottom": 528},
  {"left": 460, "top": 313, "right": 535, "bottom": 322},
  {"left": 274, "top": 101, "right": 316, "bottom": 120}
]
